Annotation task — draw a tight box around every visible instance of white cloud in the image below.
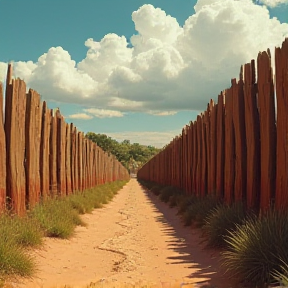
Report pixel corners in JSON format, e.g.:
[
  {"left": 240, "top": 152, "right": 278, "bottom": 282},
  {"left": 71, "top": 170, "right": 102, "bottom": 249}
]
[
  {"left": 257, "top": 0, "right": 288, "bottom": 7},
  {"left": 0, "top": 62, "right": 7, "bottom": 83},
  {"left": 83, "top": 108, "right": 124, "bottom": 118},
  {"left": 67, "top": 113, "right": 93, "bottom": 120},
  {"left": 147, "top": 110, "right": 178, "bottom": 116},
  {"left": 107, "top": 130, "right": 180, "bottom": 148},
  {"left": 1, "top": 0, "right": 287, "bottom": 113}
]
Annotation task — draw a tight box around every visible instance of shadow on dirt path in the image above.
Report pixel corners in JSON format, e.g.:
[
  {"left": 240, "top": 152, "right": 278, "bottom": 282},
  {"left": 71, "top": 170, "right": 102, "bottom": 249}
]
[{"left": 139, "top": 183, "right": 237, "bottom": 288}]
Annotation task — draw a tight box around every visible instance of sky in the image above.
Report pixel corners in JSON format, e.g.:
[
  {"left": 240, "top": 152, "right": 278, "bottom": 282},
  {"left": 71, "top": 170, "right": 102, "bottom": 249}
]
[{"left": 0, "top": 0, "right": 287, "bottom": 148}]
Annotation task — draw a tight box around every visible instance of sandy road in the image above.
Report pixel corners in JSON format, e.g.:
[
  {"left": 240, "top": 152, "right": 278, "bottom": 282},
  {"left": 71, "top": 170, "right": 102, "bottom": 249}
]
[{"left": 17, "top": 179, "right": 231, "bottom": 288}]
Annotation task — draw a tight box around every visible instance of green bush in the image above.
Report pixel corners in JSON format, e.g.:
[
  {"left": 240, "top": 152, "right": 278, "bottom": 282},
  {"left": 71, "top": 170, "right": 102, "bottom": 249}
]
[
  {"left": 182, "top": 195, "right": 219, "bottom": 227},
  {"left": 222, "top": 210, "right": 288, "bottom": 287},
  {"left": 203, "top": 203, "right": 248, "bottom": 248},
  {"left": 159, "top": 186, "right": 182, "bottom": 203},
  {"left": 169, "top": 193, "right": 185, "bottom": 208},
  {"left": 150, "top": 185, "right": 163, "bottom": 196},
  {"left": 176, "top": 195, "right": 198, "bottom": 215}
]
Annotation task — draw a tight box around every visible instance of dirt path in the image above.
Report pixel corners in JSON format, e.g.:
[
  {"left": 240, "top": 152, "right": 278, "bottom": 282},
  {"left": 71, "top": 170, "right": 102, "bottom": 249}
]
[{"left": 16, "top": 179, "right": 231, "bottom": 288}]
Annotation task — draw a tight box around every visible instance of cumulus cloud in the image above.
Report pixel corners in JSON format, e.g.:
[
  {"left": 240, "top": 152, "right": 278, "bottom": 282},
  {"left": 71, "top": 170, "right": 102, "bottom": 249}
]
[
  {"left": 67, "top": 113, "right": 93, "bottom": 120},
  {"left": 83, "top": 108, "right": 124, "bottom": 118},
  {"left": 1, "top": 0, "right": 287, "bottom": 113},
  {"left": 257, "top": 0, "right": 288, "bottom": 7},
  {"left": 0, "top": 62, "right": 7, "bottom": 83}
]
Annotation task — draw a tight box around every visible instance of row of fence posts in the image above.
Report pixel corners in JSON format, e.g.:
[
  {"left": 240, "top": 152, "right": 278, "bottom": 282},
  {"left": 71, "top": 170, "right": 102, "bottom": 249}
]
[
  {"left": 0, "top": 64, "right": 130, "bottom": 216},
  {"left": 138, "top": 38, "right": 288, "bottom": 213}
]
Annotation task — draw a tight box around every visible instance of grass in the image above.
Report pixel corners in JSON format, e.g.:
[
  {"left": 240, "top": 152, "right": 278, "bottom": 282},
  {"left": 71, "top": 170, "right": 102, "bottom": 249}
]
[
  {"left": 222, "top": 210, "right": 288, "bottom": 287},
  {"left": 150, "top": 184, "right": 164, "bottom": 196},
  {"left": 272, "top": 259, "right": 288, "bottom": 286},
  {"left": 0, "top": 214, "right": 39, "bottom": 282},
  {"left": 0, "top": 180, "right": 127, "bottom": 282},
  {"left": 158, "top": 186, "right": 183, "bottom": 204},
  {"left": 181, "top": 195, "right": 219, "bottom": 227},
  {"left": 202, "top": 203, "right": 248, "bottom": 248}
]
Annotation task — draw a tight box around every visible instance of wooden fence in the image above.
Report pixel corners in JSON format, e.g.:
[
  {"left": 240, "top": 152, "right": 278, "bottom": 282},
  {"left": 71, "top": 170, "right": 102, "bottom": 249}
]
[
  {"left": 138, "top": 38, "right": 288, "bottom": 213},
  {"left": 0, "top": 64, "right": 129, "bottom": 215}
]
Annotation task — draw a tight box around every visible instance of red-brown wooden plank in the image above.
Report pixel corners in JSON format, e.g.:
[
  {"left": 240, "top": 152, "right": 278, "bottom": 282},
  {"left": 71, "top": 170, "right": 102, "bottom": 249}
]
[
  {"left": 49, "top": 112, "right": 57, "bottom": 196},
  {"left": 224, "top": 87, "right": 235, "bottom": 205},
  {"left": 0, "top": 82, "right": 6, "bottom": 210},
  {"left": 275, "top": 38, "right": 288, "bottom": 209},
  {"left": 257, "top": 50, "right": 276, "bottom": 213},
  {"left": 5, "top": 66, "right": 27, "bottom": 215},
  {"left": 243, "top": 61, "right": 260, "bottom": 210},
  {"left": 40, "top": 102, "right": 51, "bottom": 199},
  {"left": 232, "top": 74, "right": 247, "bottom": 203},
  {"left": 216, "top": 92, "right": 225, "bottom": 199},
  {"left": 65, "top": 123, "right": 72, "bottom": 194},
  {"left": 25, "top": 89, "right": 42, "bottom": 208}
]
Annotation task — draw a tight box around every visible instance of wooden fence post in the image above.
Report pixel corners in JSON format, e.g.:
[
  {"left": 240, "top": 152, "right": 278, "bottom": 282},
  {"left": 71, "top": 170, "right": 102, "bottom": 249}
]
[
  {"left": 275, "top": 39, "right": 288, "bottom": 209},
  {"left": 56, "top": 110, "right": 66, "bottom": 195},
  {"left": 257, "top": 50, "right": 276, "bottom": 213},
  {"left": 224, "top": 87, "right": 235, "bottom": 205},
  {"left": 243, "top": 60, "right": 260, "bottom": 210},
  {"left": 65, "top": 123, "right": 72, "bottom": 194},
  {"left": 49, "top": 111, "right": 57, "bottom": 196},
  {"left": 0, "top": 82, "right": 6, "bottom": 210},
  {"left": 5, "top": 65, "right": 27, "bottom": 215},
  {"left": 210, "top": 100, "right": 217, "bottom": 195},
  {"left": 40, "top": 102, "right": 51, "bottom": 199},
  {"left": 216, "top": 92, "right": 225, "bottom": 199},
  {"left": 25, "top": 89, "right": 42, "bottom": 208},
  {"left": 232, "top": 73, "right": 247, "bottom": 203}
]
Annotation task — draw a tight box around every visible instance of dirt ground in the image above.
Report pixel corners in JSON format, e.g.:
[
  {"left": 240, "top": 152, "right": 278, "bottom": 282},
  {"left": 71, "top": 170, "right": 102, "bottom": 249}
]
[{"left": 15, "top": 179, "right": 233, "bottom": 288}]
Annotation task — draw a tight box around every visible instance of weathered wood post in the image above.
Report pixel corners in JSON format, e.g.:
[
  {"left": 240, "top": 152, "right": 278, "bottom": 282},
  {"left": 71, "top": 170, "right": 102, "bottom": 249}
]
[
  {"left": 25, "top": 89, "right": 42, "bottom": 208},
  {"left": 0, "top": 82, "right": 6, "bottom": 211},
  {"left": 5, "top": 65, "right": 27, "bottom": 215}
]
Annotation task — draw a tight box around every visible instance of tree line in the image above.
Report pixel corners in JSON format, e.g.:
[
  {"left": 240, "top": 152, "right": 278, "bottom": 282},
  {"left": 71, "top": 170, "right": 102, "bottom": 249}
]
[{"left": 85, "top": 132, "right": 161, "bottom": 173}]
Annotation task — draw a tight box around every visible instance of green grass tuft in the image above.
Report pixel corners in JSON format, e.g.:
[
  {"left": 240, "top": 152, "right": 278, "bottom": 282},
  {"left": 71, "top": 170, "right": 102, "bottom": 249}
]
[
  {"left": 150, "top": 185, "right": 163, "bottom": 196},
  {"left": 158, "top": 186, "right": 183, "bottom": 203},
  {"left": 0, "top": 213, "right": 38, "bottom": 279},
  {"left": 30, "top": 199, "right": 83, "bottom": 239},
  {"left": 182, "top": 195, "right": 219, "bottom": 227},
  {"left": 203, "top": 202, "right": 248, "bottom": 248},
  {"left": 222, "top": 210, "right": 288, "bottom": 287}
]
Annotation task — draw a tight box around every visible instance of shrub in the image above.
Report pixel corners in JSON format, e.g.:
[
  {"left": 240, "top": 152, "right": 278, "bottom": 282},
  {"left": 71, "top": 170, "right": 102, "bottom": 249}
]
[
  {"left": 150, "top": 185, "right": 163, "bottom": 196},
  {"left": 182, "top": 195, "right": 219, "bottom": 227},
  {"left": 176, "top": 195, "right": 198, "bottom": 215},
  {"left": 222, "top": 210, "right": 288, "bottom": 287},
  {"left": 272, "top": 259, "right": 288, "bottom": 286},
  {"left": 169, "top": 193, "right": 185, "bottom": 208},
  {"left": 159, "top": 186, "right": 182, "bottom": 203},
  {"left": 203, "top": 202, "right": 248, "bottom": 248}
]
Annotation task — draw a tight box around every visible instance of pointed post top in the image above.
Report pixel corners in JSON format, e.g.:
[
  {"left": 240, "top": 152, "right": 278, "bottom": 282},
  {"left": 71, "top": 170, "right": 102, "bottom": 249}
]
[{"left": 6, "top": 63, "right": 13, "bottom": 87}]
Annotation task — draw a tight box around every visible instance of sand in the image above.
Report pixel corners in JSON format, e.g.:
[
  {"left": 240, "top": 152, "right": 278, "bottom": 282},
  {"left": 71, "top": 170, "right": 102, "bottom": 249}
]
[{"left": 14, "top": 179, "right": 233, "bottom": 288}]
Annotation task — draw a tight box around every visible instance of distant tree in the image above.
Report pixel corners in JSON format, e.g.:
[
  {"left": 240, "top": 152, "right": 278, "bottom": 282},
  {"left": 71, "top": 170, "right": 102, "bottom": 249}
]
[{"left": 85, "top": 132, "right": 161, "bottom": 172}]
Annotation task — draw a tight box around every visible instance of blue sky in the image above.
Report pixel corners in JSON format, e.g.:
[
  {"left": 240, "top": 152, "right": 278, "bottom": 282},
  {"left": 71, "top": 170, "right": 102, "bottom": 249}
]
[{"left": 0, "top": 0, "right": 287, "bottom": 147}]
